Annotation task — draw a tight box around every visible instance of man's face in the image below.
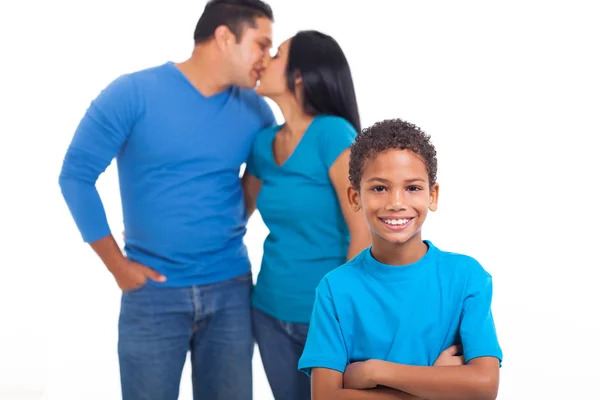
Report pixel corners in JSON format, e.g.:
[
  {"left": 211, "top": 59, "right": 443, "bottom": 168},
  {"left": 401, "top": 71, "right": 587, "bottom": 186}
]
[{"left": 226, "top": 17, "right": 272, "bottom": 88}]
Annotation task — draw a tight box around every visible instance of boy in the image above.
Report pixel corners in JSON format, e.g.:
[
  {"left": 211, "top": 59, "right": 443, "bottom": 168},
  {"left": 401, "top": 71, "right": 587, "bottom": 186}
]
[{"left": 298, "top": 119, "right": 502, "bottom": 399}]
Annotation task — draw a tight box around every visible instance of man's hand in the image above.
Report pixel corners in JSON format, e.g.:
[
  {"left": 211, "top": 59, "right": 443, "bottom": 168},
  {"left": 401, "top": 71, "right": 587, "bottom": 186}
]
[
  {"left": 89, "top": 234, "right": 165, "bottom": 292},
  {"left": 111, "top": 259, "right": 166, "bottom": 291},
  {"left": 343, "top": 361, "right": 378, "bottom": 390},
  {"left": 433, "top": 345, "right": 465, "bottom": 366}
]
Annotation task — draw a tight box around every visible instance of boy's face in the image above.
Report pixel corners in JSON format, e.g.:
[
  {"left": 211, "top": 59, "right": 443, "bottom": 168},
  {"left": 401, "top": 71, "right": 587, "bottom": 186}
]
[{"left": 348, "top": 149, "right": 439, "bottom": 247}]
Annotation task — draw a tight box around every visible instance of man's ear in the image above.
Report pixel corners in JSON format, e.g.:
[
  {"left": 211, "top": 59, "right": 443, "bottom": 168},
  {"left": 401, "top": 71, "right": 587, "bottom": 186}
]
[
  {"left": 429, "top": 183, "right": 439, "bottom": 212},
  {"left": 347, "top": 185, "right": 362, "bottom": 212},
  {"left": 214, "top": 25, "right": 234, "bottom": 50}
]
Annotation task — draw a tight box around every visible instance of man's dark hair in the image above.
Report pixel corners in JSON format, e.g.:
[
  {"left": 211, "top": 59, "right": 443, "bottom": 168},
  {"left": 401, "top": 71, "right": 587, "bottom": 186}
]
[
  {"left": 349, "top": 119, "right": 438, "bottom": 189},
  {"left": 194, "top": 0, "right": 273, "bottom": 44}
]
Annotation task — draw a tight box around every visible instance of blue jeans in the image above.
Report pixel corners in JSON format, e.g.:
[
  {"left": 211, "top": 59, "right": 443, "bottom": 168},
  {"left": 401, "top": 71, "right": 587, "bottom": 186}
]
[
  {"left": 252, "top": 307, "right": 311, "bottom": 400},
  {"left": 118, "top": 272, "right": 254, "bottom": 400}
]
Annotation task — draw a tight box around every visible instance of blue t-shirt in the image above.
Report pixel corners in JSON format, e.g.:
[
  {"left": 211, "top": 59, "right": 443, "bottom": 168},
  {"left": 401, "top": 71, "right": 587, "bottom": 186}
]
[
  {"left": 59, "top": 62, "right": 275, "bottom": 287},
  {"left": 298, "top": 241, "right": 503, "bottom": 374},
  {"left": 247, "top": 115, "right": 358, "bottom": 323}
]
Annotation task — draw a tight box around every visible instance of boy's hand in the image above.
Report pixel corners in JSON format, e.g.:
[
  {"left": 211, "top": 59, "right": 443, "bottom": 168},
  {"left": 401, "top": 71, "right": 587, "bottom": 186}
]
[
  {"left": 343, "top": 360, "right": 378, "bottom": 390},
  {"left": 433, "top": 345, "right": 465, "bottom": 366}
]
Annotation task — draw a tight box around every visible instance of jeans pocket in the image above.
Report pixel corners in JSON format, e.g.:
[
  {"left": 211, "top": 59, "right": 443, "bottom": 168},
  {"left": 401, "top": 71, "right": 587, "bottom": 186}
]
[{"left": 122, "top": 281, "right": 148, "bottom": 295}]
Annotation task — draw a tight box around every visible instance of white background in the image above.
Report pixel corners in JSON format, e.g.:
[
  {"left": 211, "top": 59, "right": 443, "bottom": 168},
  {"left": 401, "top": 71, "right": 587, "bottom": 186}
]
[{"left": 1, "top": 0, "right": 599, "bottom": 399}]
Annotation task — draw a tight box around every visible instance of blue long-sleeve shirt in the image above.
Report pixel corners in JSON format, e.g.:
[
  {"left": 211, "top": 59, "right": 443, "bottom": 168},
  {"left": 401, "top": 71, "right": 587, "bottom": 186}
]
[{"left": 59, "top": 62, "right": 275, "bottom": 286}]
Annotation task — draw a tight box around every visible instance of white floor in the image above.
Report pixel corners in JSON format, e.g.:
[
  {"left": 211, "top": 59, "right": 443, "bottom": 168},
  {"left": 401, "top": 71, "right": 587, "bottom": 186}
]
[{"left": 0, "top": 346, "right": 274, "bottom": 400}]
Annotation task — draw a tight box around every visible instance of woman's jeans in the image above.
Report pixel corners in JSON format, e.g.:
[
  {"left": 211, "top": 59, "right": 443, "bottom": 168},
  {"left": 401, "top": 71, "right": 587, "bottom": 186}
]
[{"left": 252, "top": 307, "right": 311, "bottom": 400}]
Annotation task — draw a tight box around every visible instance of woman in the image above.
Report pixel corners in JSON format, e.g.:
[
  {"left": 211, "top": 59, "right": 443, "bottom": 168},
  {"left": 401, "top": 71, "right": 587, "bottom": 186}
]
[{"left": 242, "top": 30, "right": 371, "bottom": 399}]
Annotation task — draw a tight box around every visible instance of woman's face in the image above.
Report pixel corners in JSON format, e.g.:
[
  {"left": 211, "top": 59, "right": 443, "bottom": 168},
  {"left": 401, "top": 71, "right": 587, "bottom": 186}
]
[{"left": 256, "top": 38, "right": 291, "bottom": 98}]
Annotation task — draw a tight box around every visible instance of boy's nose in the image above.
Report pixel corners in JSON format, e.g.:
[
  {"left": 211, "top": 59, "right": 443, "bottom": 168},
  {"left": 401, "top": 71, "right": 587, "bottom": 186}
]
[{"left": 385, "top": 189, "right": 405, "bottom": 211}]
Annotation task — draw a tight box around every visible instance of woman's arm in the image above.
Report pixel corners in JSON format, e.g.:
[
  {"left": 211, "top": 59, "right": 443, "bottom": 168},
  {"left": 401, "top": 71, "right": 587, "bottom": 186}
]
[
  {"left": 241, "top": 170, "right": 262, "bottom": 218},
  {"left": 329, "top": 148, "right": 371, "bottom": 260},
  {"left": 312, "top": 368, "right": 420, "bottom": 400}
]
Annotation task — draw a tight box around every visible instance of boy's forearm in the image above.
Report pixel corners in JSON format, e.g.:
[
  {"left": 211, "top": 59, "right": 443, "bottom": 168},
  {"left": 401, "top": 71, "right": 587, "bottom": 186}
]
[
  {"left": 312, "top": 368, "right": 421, "bottom": 400},
  {"left": 318, "top": 387, "right": 420, "bottom": 400},
  {"left": 369, "top": 359, "right": 498, "bottom": 400}
]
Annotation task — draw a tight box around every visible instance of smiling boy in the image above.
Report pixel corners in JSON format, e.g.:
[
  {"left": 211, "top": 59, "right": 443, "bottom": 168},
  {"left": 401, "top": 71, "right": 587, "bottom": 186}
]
[{"left": 298, "top": 118, "right": 503, "bottom": 400}]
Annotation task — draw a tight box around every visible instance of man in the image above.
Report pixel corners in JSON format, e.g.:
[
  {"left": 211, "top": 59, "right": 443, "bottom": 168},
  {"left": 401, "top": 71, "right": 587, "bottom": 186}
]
[{"left": 58, "top": 1, "right": 275, "bottom": 399}]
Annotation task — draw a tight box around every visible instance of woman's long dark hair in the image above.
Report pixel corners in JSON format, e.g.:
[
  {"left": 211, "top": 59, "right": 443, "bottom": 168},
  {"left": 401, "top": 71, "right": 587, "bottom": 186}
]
[{"left": 286, "top": 30, "right": 361, "bottom": 133}]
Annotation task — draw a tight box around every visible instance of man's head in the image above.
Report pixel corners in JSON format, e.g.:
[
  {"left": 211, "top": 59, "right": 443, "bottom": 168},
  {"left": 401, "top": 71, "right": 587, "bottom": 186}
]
[
  {"left": 193, "top": 0, "right": 274, "bottom": 88},
  {"left": 348, "top": 119, "right": 439, "bottom": 247}
]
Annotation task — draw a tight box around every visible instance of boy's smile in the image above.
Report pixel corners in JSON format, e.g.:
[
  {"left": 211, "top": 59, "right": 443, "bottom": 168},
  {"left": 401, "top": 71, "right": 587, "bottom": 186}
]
[
  {"left": 349, "top": 149, "right": 439, "bottom": 265},
  {"left": 379, "top": 216, "right": 415, "bottom": 231}
]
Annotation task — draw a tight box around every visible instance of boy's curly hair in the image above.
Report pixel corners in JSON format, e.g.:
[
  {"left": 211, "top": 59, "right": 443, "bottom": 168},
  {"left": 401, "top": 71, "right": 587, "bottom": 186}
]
[{"left": 349, "top": 118, "right": 438, "bottom": 189}]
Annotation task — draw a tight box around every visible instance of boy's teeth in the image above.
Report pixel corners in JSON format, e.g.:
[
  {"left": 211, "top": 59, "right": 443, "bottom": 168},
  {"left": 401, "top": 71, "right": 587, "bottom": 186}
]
[{"left": 384, "top": 218, "right": 409, "bottom": 225}]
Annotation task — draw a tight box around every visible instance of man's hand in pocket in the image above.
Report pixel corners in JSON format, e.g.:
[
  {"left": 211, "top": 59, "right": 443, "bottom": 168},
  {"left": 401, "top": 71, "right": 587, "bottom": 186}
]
[{"left": 111, "top": 259, "right": 166, "bottom": 291}]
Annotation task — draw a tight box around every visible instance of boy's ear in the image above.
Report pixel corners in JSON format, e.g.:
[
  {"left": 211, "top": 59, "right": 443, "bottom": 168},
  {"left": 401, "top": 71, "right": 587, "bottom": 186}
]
[
  {"left": 347, "top": 185, "right": 361, "bottom": 212},
  {"left": 429, "top": 183, "right": 439, "bottom": 212}
]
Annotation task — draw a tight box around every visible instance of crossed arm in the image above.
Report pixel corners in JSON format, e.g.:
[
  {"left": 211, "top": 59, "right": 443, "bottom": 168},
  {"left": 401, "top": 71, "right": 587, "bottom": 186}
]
[
  {"left": 311, "top": 368, "right": 420, "bottom": 400},
  {"left": 305, "top": 272, "right": 501, "bottom": 400},
  {"left": 336, "top": 357, "right": 498, "bottom": 400},
  {"left": 311, "top": 343, "right": 499, "bottom": 400}
]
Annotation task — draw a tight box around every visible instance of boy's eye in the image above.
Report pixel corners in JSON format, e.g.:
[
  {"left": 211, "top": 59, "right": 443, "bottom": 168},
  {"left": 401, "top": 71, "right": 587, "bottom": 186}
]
[
  {"left": 407, "top": 185, "right": 421, "bottom": 191},
  {"left": 371, "top": 186, "right": 386, "bottom": 192}
]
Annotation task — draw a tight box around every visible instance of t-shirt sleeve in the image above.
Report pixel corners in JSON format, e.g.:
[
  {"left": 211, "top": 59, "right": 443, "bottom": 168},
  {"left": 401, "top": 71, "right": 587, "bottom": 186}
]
[
  {"left": 460, "top": 271, "right": 503, "bottom": 365},
  {"left": 298, "top": 278, "right": 349, "bottom": 376},
  {"left": 58, "top": 74, "right": 139, "bottom": 243},
  {"left": 318, "top": 117, "right": 357, "bottom": 169}
]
